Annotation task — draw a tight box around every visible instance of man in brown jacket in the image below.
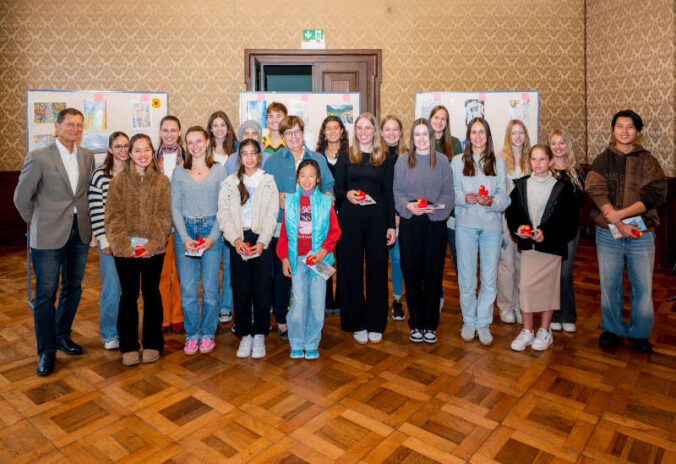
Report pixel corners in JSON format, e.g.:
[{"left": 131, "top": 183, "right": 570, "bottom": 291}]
[{"left": 586, "top": 109, "right": 667, "bottom": 354}]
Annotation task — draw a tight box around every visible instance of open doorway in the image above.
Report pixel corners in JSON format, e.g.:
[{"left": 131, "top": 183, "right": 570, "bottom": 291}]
[{"left": 245, "top": 49, "right": 382, "bottom": 117}]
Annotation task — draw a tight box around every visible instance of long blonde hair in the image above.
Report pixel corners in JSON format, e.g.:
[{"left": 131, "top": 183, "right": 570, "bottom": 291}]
[
  {"left": 349, "top": 113, "right": 385, "bottom": 166},
  {"left": 500, "top": 119, "right": 531, "bottom": 175},
  {"left": 549, "top": 129, "right": 583, "bottom": 190}
]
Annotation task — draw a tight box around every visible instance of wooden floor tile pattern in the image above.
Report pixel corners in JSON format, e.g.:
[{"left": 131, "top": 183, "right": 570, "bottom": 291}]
[{"left": 0, "top": 238, "right": 675, "bottom": 463}]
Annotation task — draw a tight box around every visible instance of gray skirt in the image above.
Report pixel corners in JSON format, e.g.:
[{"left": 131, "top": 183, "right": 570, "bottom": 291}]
[{"left": 519, "top": 249, "right": 561, "bottom": 313}]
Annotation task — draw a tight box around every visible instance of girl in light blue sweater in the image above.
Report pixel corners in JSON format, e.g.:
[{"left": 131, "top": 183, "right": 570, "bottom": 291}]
[{"left": 451, "top": 117, "right": 510, "bottom": 345}]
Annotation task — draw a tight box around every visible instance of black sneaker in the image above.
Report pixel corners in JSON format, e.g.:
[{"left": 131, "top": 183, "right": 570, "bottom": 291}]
[
  {"left": 279, "top": 329, "right": 289, "bottom": 341},
  {"left": 629, "top": 337, "right": 653, "bottom": 354},
  {"left": 599, "top": 330, "right": 621, "bottom": 348},
  {"left": 409, "top": 328, "right": 423, "bottom": 343},
  {"left": 392, "top": 300, "right": 405, "bottom": 320},
  {"left": 423, "top": 330, "right": 437, "bottom": 344}
]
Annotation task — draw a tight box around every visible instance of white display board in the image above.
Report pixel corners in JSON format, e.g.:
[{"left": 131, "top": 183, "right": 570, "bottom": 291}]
[
  {"left": 238, "top": 91, "right": 360, "bottom": 150},
  {"left": 415, "top": 91, "right": 540, "bottom": 155},
  {"left": 26, "top": 89, "right": 169, "bottom": 159}
]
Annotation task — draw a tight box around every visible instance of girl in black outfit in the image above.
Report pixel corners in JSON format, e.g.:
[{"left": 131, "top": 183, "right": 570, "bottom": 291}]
[
  {"left": 316, "top": 116, "right": 349, "bottom": 315},
  {"left": 335, "top": 113, "right": 396, "bottom": 344}
]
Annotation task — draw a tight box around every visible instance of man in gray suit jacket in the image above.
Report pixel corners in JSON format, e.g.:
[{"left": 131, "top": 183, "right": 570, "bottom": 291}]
[{"left": 14, "top": 107, "right": 94, "bottom": 376}]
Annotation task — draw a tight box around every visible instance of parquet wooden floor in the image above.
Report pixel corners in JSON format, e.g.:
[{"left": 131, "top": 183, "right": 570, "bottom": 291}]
[{"left": 0, "top": 238, "right": 674, "bottom": 463}]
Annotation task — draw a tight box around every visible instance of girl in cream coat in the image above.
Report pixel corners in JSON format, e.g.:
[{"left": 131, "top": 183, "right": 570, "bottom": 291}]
[{"left": 217, "top": 139, "right": 279, "bottom": 359}]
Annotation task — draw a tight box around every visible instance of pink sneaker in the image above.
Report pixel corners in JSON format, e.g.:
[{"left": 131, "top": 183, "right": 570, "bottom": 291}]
[
  {"left": 199, "top": 338, "right": 215, "bottom": 354},
  {"left": 184, "top": 339, "right": 199, "bottom": 355}
]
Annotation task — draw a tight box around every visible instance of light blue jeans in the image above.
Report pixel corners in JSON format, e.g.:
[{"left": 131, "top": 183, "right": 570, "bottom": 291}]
[
  {"left": 596, "top": 226, "right": 655, "bottom": 338},
  {"left": 288, "top": 255, "right": 327, "bottom": 351},
  {"left": 456, "top": 226, "right": 502, "bottom": 328},
  {"left": 220, "top": 243, "right": 233, "bottom": 312},
  {"left": 97, "top": 244, "right": 121, "bottom": 342},
  {"left": 389, "top": 235, "right": 403, "bottom": 299},
  {"left": 174, "top": 216, "right": 223, "bottom": 341}
]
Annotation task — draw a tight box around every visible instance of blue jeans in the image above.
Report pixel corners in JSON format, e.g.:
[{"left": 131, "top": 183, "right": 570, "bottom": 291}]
[
  {"left": 288, "top": 256, "right": 327, "bottom": 350},
  {"left": 596, "top": 226, "right": 655, "bottom": 338},
  {"left": 97, "top": 244, "right": 121, "bottom": 342},
  {"left": 389, "top": 235, "right": 403, "bottom": 299},
  {"left": 220, "top": 243, "right": 233, "bottom": 312},
  {"left": 173, "top": 216, "right": 223, "bottom": 340},
  {"left": 455, "top": 226, "right": 502, "bottom": 328},
  {"left": 30, "top": 217, "right": 89, "bottom": 354}
]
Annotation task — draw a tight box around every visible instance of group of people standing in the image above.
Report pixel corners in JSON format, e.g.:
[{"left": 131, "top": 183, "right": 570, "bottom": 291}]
[{"left": 14, "top": 103, "right": 666, "bottom": 377}]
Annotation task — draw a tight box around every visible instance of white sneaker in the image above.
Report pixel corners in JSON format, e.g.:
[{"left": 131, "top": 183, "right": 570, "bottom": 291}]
[
  {"left": 251, "top": 335, "right": 266, "bottom": 359},
  {"left": 532, "top": 328, "right": 553, "bottom": 351},
  {"left": 423, "top": 330, "right": 438, "bottom": 344},
  {"left": 353, "top": 330, "right": 368, "bottom": 344},
  {"left": 477, "top": 327, "right": 493, "bottom": 345},
  {"left": 499, "top": 309, "right": 515, "bottom": 324},
  {"left": 219, "top": 310, "right": 233, "bottom": 323},
  {"left": 510, "top": 329, "right": 534, "bottom": 351},
  {"left": 550, "top": 322, "right": 563, "bottom": 331},
  {"left": 514, "top": 308, "right": 523, "bottom": 324},
  {"left": 368, "top": 332, "right": 382, "bottom": 343},
  {"left": 104, "top": 338, "right": 119, "bottom": 350},
  {"left": 236, "top": 335, "right": 253, "bottom": 358},
  {"left": 562, "top": 323, "right": 576, "bottom": 333},
  {"left": 461, "top": 325, "right": 476, "bottom": 341}
]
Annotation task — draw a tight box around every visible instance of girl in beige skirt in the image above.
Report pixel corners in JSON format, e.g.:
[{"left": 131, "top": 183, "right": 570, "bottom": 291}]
[{"left": 505, "top": 144, "right": 577, "bottom": 352}]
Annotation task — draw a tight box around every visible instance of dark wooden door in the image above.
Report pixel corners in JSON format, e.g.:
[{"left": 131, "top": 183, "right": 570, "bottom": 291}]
[{"left": 245, "top": 49, "right": 381, "bottom": 117}]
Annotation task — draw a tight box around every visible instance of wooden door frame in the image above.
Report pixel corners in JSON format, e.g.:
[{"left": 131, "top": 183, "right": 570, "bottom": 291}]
[{"left": 244, "top": 49, "right": 382, "bottom": 117}]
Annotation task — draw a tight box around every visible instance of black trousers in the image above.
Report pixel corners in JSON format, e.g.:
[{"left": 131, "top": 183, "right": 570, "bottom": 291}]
[
  {"left": 338, "top": 204, "right": 388, "bottom": 333},
  {"left": 399, "top": 215, "right": 447, "bottom": 331},
  {"left": 230, "top": 230, "right": 271, "bottom": 337},
  {"left": 115, "top": 254, "right": 165, "bottom": 354},
  {"left": 269, "top": 236, "right": 290, "bottom": 325},
  {"left": 325, "top": 245, "right": 340, "bottom": 309}
]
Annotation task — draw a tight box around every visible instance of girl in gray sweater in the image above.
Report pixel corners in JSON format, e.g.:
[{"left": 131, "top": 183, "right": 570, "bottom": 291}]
[{"left": 394, "top": 118, "right": 454, "bottom": 344}]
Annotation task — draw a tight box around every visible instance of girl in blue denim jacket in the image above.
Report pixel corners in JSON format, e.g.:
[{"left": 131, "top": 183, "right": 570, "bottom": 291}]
[{"left": 276, "top": 159, "right": 341, "bottom": 359}]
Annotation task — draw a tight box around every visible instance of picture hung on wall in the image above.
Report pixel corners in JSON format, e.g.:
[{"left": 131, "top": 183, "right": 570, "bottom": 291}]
[
  {"left": 508, "top": 95, "right": 531, "bottom": 134},
  {"left": 326, "top": 104, "right": 354, "bottom": 124},
  {"left": 81, "top": 131, "right": 109, "bottom": 154},
  {"left": 32, "top": 133, "right": 54, "bottom": 149},
  {"left": 288, "top": 99, "right": 309, "bottom": 125},
  {"left": 464, "top": 99, "right": 485, "bottom": 125},
  {"left": 130, "top": 101, "right": 152, "bottom": 130},
  {"left": 83, "top": 100, "right": 107, "bottom": 131},
  {"left": 246, "top": 100, "right": 267, "bottom": 129},
  {"left": 33, "top": 102, "right": 66, "bottom": 124}
]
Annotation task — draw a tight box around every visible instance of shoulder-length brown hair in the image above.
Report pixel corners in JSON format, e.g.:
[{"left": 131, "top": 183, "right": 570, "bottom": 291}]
[
  {"left": 315, "top": 115, "right": 349, "bottom": 153},
  {"left": 157, "top": 115, "right": 183, "bottom": 149},
  {"left": 380, "top": 114, "right": 408, "bottom": 155},
  {"left": 461, "top": 117, "right": 496, "bottom": 177},
  {"left": 236, "top": 139, "right": 262, "bottom": 206},
  {"left": 429, "top": 105, "right": 455, "bottom": 159},
  {"left": 500, "top": 119, "right": 531, "bottom": 175},
  {"left": 207, "top": 111, "right": 237, "bottom": 155},
  {"left": 407, "top": 118, "right": 437, "bottom": 170},
  {"left": 100, "top": 131, "right": 129, "bottom": 178},
  {"left": 127, "top": 134, "right": 160, "bottom": 173},
  {"left": 184, "top": 126, "right": 213, "bottom": 170},
  {"left": 348, "top": 112, "right": 384, "bottom": 166}
]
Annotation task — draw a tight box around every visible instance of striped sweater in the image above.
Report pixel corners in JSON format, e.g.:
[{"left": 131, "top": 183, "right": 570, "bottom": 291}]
[{"left": 88, "top": 168, "right": 112, "bottom": 249}]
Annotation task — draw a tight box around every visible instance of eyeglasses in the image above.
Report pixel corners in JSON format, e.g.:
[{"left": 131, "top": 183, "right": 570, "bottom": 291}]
[
  {"left": 283, "top": 129, "right": 302, "bottom": 139},
  {"left": 112, "top": 144, "right": 129, "bottom": 150}
]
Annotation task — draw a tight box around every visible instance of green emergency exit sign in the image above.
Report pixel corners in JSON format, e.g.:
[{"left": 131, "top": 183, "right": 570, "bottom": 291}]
[{"left": 301, "top": 29, "right": 325, "bottom": 49}]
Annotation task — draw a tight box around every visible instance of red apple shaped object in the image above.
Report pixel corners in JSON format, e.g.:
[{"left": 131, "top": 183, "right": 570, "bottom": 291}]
[
  {"left": 355, "top": 189, "right": 366, "bottom": 201},
  {"left": 523, "top": 225, "right": 532, "bottom": 236},
  {"left": 134, "top": 247, "right": 146, "bottom": 256},
  {"left": 417, "top": 197, "right": 429, "bottom": 208},
  {"left": 196, "top": 236, "right": 205, "bottom": 245},
  {"left": 478, "top": 185, "right": 488, "bottom": 196},
  {"left": 306, "top": 255, "right": 317, "bottom": 265},
  {"left": 632, "top": 229, "right": 642, "bottom": 237}
]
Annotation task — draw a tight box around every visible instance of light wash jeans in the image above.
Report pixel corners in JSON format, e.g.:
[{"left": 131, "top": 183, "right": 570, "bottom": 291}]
[
  {"left": 596, "top": 226, "right": 655, "bottom": 338},
  {"left": 174, "top": 216, "right": 223, "bottom": 341},
  {"left": 97, "top": 244, "right": 121, "bottom": 342},
  {"left": 220, "top": 243, "right": 233, "bottom": 312},
  {"left": 455, "top": 226, "right": 502, "bottom": 328},
  {"left": 288, "top": 255, "right": 327, "bottom": 351},
  {"left": 389, "top": 235, "right": 403, "bottom": 299}
]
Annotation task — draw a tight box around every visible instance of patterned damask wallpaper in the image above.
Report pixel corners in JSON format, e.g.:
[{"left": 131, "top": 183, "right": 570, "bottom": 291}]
[
  {"left": 586, "top": 0, "right": 675, "bottom": 175},
  {"left": 0, "top": 0, "right": 587, "bottom": 171}
]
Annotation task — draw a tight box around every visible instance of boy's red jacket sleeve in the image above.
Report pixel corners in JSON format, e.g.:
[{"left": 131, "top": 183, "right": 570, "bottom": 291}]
[{"left": 321, "top": 208, "right": 341, "bottom": 253}]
